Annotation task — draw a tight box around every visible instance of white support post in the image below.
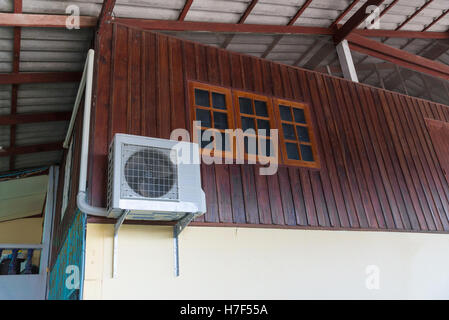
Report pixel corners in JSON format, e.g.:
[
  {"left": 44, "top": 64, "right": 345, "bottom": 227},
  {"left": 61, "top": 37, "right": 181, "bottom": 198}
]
[{"left": 336, "top": 40, "right": 359, "bottom": 82}]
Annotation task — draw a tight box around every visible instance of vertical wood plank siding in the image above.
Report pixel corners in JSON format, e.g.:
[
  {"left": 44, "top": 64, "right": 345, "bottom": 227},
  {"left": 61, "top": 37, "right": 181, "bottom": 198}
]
[{"left": 89, "top": 23, "right": 449, "bottom": 233}]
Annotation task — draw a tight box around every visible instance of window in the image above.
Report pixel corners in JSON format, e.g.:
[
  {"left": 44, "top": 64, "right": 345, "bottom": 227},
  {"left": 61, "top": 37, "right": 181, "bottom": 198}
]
[
  {"left": 233, "top": 90, "right": 277, "bottom": 161},
  {"left": 274, "top": 99, "right": 319, "bottom": 168},
  {"left": 188, "top": 81, "right": 320, "bottom": 169},
  {"left": 189, "top": 82, "right": 234, "bottom": 157}
]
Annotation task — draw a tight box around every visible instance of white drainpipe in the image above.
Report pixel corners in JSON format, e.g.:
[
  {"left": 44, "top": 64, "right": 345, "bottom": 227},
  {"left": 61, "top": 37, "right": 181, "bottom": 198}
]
[{"left": 64, "top": 49, "right": 108, "bottom": 217}]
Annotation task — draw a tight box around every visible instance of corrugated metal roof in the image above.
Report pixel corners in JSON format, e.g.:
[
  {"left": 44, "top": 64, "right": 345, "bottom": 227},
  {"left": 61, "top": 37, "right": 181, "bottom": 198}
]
[
  {"left": 0, "top": 125, "right": 10, "bottom": 148},
  {"left": 15, "top": 150, "right": 63, "bottom": 169},
  {"left": 15, "top": 120, "right": 68, "bottom": 146},
  {"left": 0, "top": 23, "right": 92, "bottom": 172},
  {"left": 0, "top": 84, "right": 11, "bottom": 115},
  {"left": 17, "top": 82, "right": 78, "bottom": 113}
]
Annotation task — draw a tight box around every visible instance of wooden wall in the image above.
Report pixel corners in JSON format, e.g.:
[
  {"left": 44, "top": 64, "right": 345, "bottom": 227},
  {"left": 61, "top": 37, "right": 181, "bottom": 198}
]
[{"left": 89, "top": 22, "right": 449, "bottom": 233}]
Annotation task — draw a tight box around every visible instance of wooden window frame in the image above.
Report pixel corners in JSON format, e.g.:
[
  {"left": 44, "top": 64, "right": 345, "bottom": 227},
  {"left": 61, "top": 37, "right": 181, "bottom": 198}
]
[
  {"left": 233, "top": 90, "right": 279, "bottom": 164},
  {"left": 188, "top": 81, "right": 320, "bottom": 169},
  {"left": 188, "top": 81, "right": 235, "bottom": 160},
  {"left": 273, "top": 98, "right": 320, "bottom": 169}
]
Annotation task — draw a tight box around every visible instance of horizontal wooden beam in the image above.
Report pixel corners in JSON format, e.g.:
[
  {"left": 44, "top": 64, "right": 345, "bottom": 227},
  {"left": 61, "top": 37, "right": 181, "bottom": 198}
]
[
  {"left": 0, "top": 142, "right": 63, "bottom": 157},
  {"left": 354, "top": 29, "right": 449, "bottom": 39},
  {"left": 0, "top": 13, "right": 97, "bottom": 28},
  {"left": 0, "top": 13, "right": 446, "bottom": 40},
  {"left": 114, "top": 19, "right": 335, "bottom": 35},
  {"left": 348, "top": 34, "right": 449, "bottom": 81},
  {"left": 0, "top": 72, "right": 82, "bottom": 85},
  {"left": 114, "top": 18, "right": 449, "bottom": 39},
  {"left": 0, "top": 112, "right": 72, "bottom": 125}
]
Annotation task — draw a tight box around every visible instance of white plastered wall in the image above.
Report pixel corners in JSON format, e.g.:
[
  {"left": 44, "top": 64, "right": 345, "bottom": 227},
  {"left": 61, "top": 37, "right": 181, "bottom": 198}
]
[{"left": 83, "top": 224, "right": 449, "bottom": 299}]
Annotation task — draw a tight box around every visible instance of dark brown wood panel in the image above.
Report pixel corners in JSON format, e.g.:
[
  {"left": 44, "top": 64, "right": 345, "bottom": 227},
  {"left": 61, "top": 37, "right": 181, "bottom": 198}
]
[{"left": 88, "top": 23, "right": 449, "bottom": 233}]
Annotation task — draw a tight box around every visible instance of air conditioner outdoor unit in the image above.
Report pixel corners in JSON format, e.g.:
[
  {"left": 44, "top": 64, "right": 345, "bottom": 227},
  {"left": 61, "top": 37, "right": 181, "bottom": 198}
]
[{"left": 107, "top": 133, "right": 206, "bottom": 221}]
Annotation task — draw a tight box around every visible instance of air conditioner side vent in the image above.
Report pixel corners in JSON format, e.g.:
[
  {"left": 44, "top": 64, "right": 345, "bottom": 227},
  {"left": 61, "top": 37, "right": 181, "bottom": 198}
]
[{"left": 107, "top": 139, "right": 114, "bottom": 213}]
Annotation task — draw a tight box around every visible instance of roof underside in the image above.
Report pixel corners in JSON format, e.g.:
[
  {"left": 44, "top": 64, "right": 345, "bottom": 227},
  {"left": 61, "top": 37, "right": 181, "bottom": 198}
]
[{"left": 0, "top": 0, "right": 448, "bottom": 172}]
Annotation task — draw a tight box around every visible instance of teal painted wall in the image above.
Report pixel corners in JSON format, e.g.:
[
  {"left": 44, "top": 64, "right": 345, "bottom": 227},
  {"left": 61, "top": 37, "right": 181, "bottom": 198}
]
[{"left": 48, "top": 210, "right": 86, "bottom": 300}]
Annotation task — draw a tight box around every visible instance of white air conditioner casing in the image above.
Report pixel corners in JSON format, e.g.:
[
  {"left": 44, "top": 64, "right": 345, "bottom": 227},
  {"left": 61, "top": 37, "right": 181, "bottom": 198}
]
[{"left": 107, "top": 134, "right": 206, "bottom": 221}]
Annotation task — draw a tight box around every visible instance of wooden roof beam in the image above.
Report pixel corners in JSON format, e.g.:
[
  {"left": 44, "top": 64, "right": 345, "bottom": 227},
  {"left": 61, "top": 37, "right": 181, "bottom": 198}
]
[
  {"left": 0, "top": 13, "right": 97, "bottom": 28},
  {"left": 239, "top": 0, "right": 259, "bottom": 24},
  {"left": 395, "top": 0, "right": 434, "bottom": 31},
  {"left": 330, "top": 0, "right": 363, "bottom": 28},
  {"left": 222, "top": 0, "right": 259, "bottom": 49},
  {"left": 333, "top": 0, "right": 385, "bottom": 44},
  {"left": 347, "top": 34, "right": 449, "bottom": 81},
  {"left": 113, "top": 19, "right": 449, "bottom": 39},
  {"left": 0, "top": 142, "right": 63, "bottom": 157},
  {"left": 97, "top": 0, "right": 116, "bottom": 29},
  {"left": 0, "top": 112, "right": 72, "bottom": 126},
  {"left": 288, "top": 0, "right": 314, "bottom": 26},
  {"left": 178, "top": 0, "right": 194, "bottom": 21},
  {"left": 261, "top": 0, "right": 314, "bottom": 59},
  {"left": 0, "top": 72, "right": 82, "bottom": 85}
]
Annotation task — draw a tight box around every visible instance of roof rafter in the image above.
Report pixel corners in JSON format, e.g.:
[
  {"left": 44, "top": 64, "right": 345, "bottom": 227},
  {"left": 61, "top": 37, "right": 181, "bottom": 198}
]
[
  {"left": 395, "top": 0, "right": 434, "bottom": 31},
  {"left": 288, "top": 0, "right": 314, "bottom": 26},
  {"left": 239, "top": 0, "right": 259, "bottom": 24},
  {"left": 333, "top": 0, "right": 385, "bottom": 44},
  {"left": 97, "top": 0, "right": 116, "bottom": 29},
  {"left": 330, "top": 0, "right": 363, "bottom": 28},
  {"left": 261, "top": 0, "right": 314, "bottom": 60},
  {"left": 222, "top": 0, "right": 259, "bottom": 49},
  {"left": 178, "top": 0, "right": 194, "bottom": 21}
]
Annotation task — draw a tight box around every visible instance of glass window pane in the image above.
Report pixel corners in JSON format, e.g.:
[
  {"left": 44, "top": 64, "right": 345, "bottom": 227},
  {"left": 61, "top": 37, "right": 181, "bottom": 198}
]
[
  {"left": 196, "top": 109, "right": 211, "bottom": 127},
  {"left": 212, "top": 92, "right": 226, "bottom": 109},
  {"left": 213, "top": 112, "right": 228, "bottom": 129},
  {"left": 242, "top": 117, "right": 256, "bottom": 131},
  {"left": 293, "top": 108, "right": 306, "bottom": 124},
  {"left": 279, "top": 105, "right": 292, "bottom": 121},
  {"left": 255, "top": 100, "right": 268, "bottom": 117},
  {"left": 286, "top": 143, "right": 300, "bottom": 160},
  {"left": 282, "top": 123, "right": 296, "bottom": 140},
  {"left": 215, "top": 132, "right": 231, "bottom": 151},
  {"left": 257, "top": 119, "right": 270, "bottom": 136},
  {"left": 201, "top": 130, "right": 213, "bottom": 149},
  {"left": 244, "top": 136, "right": 257, "bottom": 155},
  {"left": 239, "top": 97, "right": 253, "bottom": 114},
  {"left": 195, "top": 89, "right": 210, "bottom": 107},
  {"left": 296, "top": 126, "right": 310, "bottom": 142},
  {"left": 300, "top": 144, "right": 314, "bottom": 162},
  {"left": 259, "top": 138, "right": 273, "bottom": 157}
]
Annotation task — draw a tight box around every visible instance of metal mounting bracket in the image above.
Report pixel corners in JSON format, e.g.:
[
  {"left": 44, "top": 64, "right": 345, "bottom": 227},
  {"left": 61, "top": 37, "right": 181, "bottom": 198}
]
[
  {"left": 173, "top": 213, "right": 195, "bottom": 277},
  {"left": 112, "top": 209, "right": 130, "bottom": 278}
]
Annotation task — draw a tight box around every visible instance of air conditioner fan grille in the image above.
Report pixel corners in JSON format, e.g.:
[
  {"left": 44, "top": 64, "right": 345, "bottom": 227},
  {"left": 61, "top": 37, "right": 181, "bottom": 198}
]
[{"left": 121, "top": 144, "right": 178, "bottom": 200}]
